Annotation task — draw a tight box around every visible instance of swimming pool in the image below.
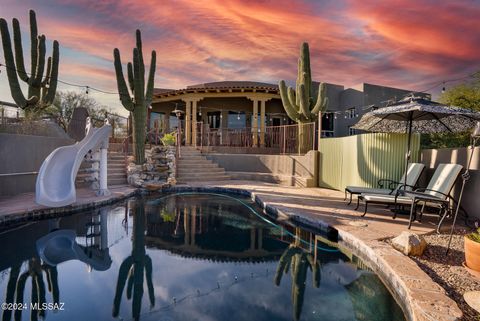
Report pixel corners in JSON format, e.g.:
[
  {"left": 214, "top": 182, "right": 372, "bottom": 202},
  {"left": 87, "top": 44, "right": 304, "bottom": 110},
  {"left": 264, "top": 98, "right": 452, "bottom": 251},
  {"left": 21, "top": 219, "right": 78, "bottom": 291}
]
[{"left": 0, "top": 192, "right": 406, "bottom": 321}]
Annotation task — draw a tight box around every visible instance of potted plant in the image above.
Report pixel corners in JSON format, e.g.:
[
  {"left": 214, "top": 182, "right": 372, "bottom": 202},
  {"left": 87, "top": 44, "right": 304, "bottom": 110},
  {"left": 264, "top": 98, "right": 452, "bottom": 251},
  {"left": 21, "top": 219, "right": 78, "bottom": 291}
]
[{"left": 465, "top": 227, "right": 480, "bottom": 272}]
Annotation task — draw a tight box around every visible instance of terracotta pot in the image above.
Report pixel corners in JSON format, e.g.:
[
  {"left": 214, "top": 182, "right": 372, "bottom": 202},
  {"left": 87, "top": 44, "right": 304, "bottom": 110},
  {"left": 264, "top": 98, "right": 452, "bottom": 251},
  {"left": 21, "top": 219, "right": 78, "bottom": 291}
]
[{"left": 464, "top": 235, "right": 480, "bottom": 272}]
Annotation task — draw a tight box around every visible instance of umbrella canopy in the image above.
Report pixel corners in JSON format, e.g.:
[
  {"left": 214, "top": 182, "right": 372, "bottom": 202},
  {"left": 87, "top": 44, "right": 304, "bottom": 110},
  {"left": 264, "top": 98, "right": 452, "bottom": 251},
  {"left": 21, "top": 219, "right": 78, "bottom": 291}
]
[
  {"left": 353, "top": 97, "right": 480, "bottom": 134},
  {"left": 353, "top": 96, "right": 480, "bottom": 191}
]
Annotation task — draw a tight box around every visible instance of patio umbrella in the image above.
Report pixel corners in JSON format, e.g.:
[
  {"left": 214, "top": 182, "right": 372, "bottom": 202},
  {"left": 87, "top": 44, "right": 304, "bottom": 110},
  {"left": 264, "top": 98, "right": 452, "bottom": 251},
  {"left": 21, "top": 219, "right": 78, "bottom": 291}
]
[{"left": 353, "top": 96, "right": 480, "bottom": 189}]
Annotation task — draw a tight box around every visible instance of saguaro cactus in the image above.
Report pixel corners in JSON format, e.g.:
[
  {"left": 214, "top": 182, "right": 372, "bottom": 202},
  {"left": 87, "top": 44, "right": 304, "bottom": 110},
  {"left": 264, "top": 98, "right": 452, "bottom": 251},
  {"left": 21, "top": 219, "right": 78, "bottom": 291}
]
[
  {"left": 279, "top": 42, "right": 328, "bottom": 153},
  {"left": 113, "top": 200, "right": 155, "bottom": 320},
  {"left": 114, "top": 30, "right": 156, "bottom": 164},
  {"left": 0, "top": 10, "right": 59, "bottom": 111}
]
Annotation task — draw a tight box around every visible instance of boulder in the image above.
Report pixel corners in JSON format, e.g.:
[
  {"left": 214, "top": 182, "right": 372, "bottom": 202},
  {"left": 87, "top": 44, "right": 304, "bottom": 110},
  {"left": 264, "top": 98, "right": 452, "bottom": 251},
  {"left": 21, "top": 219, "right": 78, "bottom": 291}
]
[{"left": 391, "top": 231, "right": 427, "bottom": 256}]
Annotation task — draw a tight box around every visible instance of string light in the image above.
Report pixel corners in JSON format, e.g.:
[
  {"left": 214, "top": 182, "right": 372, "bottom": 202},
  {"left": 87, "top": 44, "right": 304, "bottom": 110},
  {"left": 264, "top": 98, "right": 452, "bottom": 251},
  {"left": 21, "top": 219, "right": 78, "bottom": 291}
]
[{"left": 0, "top": 62, "right": 132, "bottom": 99}]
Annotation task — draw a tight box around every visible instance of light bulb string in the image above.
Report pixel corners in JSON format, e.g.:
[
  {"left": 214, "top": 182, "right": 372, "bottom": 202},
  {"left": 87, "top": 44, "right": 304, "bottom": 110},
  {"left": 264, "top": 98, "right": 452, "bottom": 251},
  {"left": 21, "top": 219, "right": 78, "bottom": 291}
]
[{"left": 0, "top": 62, "right": 133, "bottom": 99}]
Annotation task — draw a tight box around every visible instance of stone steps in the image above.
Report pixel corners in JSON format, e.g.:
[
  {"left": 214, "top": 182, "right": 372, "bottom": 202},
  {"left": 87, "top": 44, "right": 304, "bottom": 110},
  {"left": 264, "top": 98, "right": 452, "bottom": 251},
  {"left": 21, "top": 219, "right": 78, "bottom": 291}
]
[
  {"left": 176, "top": 147, "right": 229, "bottom": 183},
  {"left": 76, "top": 151, "right": 127, "bottom": 187}
]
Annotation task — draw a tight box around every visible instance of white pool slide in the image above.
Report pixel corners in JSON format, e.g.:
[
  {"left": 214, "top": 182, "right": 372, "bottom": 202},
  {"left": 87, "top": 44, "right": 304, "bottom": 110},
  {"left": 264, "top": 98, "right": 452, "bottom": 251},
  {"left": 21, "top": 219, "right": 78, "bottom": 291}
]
[{"left": 35, "top": 124, "right": 112, "bottom": 207}]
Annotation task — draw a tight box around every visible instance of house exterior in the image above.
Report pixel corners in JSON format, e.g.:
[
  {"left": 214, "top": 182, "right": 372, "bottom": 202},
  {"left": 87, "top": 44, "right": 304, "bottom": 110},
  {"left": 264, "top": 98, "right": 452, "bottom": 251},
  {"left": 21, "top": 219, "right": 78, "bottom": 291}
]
[{"left": 149, "top": 81, "right": 430, "bottom": 144}]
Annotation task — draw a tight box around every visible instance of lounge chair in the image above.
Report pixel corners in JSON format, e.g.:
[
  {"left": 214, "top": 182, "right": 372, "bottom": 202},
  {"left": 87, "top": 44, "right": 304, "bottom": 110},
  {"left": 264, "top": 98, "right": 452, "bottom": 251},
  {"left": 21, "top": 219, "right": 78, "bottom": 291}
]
[
  {"left": 344, "top": 163, "right": 425, "bottom": 206},
  {"left": 357, "top": 163, "right": 463, "bottom": 230}
]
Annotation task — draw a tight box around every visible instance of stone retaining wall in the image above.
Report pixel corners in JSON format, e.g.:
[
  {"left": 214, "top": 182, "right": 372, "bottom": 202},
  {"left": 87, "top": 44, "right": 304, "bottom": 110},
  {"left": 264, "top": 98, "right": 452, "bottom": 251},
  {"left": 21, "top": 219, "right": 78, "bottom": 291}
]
[{"left": 126, "top": 146, "right": 176, "bottom": 188}]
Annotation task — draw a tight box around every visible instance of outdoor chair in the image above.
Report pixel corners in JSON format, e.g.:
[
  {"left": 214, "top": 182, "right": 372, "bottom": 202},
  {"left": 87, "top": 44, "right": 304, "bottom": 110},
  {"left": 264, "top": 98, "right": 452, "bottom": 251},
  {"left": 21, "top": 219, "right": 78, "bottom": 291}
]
[
  {"left": 344, "top": 163, "right": 425, "bottom": 206},
  {"left": 357, "top": 163, "right": 463, "bottom": 231}
]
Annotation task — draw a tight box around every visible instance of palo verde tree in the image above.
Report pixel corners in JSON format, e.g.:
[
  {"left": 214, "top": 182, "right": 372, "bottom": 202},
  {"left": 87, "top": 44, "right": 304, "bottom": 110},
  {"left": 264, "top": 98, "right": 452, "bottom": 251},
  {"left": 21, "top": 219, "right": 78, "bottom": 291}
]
[
  {"left": 0, "top": 10, "right": 59, "bottom": 113},
  {"left": 279, "top": 42, "right": 328, "bottom": 154},
  {"left": 113, "top": 29, "right": 156, "bottom": 164}
]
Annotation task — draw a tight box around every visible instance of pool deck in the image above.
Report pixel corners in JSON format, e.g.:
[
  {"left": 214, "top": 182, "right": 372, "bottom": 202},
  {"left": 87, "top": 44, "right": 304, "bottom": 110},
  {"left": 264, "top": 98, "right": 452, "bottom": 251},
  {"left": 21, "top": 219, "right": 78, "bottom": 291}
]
[{"left": 0, "top": 180, "right": 462, "bottom": 321}]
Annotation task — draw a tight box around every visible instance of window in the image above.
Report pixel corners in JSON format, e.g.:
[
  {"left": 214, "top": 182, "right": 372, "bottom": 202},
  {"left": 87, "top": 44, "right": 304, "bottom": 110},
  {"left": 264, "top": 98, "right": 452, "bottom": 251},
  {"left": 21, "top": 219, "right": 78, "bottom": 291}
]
[
  {"left": 346, "top": 108, "right": 356, "bottom": 119},
  {"left": 348, "top": 126, "right": 357, "bottom": 136},
  {"left": 228, "top": 111, "right": 245, "bottom": 129}
]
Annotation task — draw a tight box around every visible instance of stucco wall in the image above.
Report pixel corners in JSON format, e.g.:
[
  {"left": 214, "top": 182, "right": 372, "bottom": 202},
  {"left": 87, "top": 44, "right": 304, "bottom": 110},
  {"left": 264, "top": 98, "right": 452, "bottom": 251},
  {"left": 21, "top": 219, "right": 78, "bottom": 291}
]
[
  {"left": 0, "top": 133, "right": 74, "bottom": 196},
  {"left": 205, "top": 151, "right": 318, "bottom": 187},
  {"left": 421, "top": 147, "right": 480, "bottom": 219}
]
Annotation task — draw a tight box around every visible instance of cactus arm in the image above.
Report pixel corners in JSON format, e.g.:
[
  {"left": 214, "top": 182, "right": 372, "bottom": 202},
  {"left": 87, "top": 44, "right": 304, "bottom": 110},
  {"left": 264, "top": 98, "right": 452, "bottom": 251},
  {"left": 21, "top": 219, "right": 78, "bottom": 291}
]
[
  {"left": 127, "top": 62, "right": 135, "bottom": 93},
  {"left": 0, "top": 18, "right": 30, "bottom": 108},
  {"left": 144, "top": 50, "right": 156, "bottom": 107},
  {"left": 126, "top": 266, "right": 134, "bottom": 299},
  {"left": 133, "top": 48, "right": 144, "bottom": 106},
  {"left": 43, "top": 40, "right": 59, "bottom": 106},
  {"left": 42, "top": 56, "right": 51, "bottom": 87},
  {"left": 279, "top": 80, "right": 300, "bottom": 121},
  {"left": 12, "top": 18, "right": 29, "bottom": 82},
  {"left": 135, "top": 29, "right": 145, "bottom": 81},
  {"left": 301, "top": 43, "right": 311, "bottom": 100},
  {"left": 311, "top": 82, "right": 328, "bottom": 115},
  {"left": 113, "top": 48, "right": 134, "bottom": 111},
  {"left": 33, "top": 35, "right": 46, "bottom": 85},
  {"left": 298, "top": 83, "right": 310, "bottom": 120},
  {"left": 14, "top": 272, "right": 29, "bottom": 321},
  {"left": 145, "top": 255, "right": 155, "bottom": 307},
  {"left": 41, "top": 55, "right": 52, "bottom": 104},
  {"left": 29, "top": 10, "right": 38, "bottom": 84},
  {"left": 112, "top": 256, "right": 133, "bottom": 317}
]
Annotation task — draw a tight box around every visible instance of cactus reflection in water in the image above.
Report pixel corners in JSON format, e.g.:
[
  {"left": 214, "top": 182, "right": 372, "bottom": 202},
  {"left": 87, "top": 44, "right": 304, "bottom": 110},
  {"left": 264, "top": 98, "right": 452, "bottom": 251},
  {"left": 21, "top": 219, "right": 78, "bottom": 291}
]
[
  {"left": 274, "top": 230, "right": 320, "bottom": 321},
  {"left": 2, "top": 259, "right": 59, "bottom": 321},
  {"left": 113, "top": 199, "right": 155, "bottom": 320}
]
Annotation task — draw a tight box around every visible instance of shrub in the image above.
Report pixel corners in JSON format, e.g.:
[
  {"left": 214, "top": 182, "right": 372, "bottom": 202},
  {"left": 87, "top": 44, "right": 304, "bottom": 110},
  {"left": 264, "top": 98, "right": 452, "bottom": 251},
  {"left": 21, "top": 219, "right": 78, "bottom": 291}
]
[
  {"left": 161, "top": 132, "right": 176, "bottom": 146},
  {"left": 466, "top": 228, "right": 480, "bottom": 243}
]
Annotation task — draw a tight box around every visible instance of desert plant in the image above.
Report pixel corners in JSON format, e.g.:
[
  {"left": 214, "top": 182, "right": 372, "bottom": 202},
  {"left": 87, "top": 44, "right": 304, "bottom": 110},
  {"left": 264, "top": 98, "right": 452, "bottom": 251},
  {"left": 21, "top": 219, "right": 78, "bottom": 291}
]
[
  {"left": 113, "top": 200, "right": 155, "bottom": 320},
  {"left": 274, "top": 244, "right": 320, "bottom": 321},
  {"left": 0, "top": 10, "right": 59, "bottom": 113},
  {"left": 114, "top": 30, "right": 156, "bottom": 164},
  {"left": 161, "top": 132, "right": 176, "bottom": 146},
  {"left": 467, "top": 228, "right": 480, "bottom": 243},
  {"left": 279, "top": 42, "right": 328, "bottom": 154}
]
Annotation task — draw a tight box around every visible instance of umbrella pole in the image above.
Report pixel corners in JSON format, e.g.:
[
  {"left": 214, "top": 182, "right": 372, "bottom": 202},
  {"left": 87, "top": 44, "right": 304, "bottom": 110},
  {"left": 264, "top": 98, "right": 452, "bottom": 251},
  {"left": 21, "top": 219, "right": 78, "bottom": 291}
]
[
  {"left": 404, "top": 116, "right": 413, "bottom": 191},
  {"left": 446, "top": 135, "right": 479, "bottom": 255}
]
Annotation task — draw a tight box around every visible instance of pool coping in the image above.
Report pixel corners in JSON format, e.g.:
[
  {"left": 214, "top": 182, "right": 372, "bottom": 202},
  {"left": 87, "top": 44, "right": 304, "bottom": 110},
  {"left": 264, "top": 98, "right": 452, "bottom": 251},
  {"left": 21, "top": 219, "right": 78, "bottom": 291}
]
[{"left": 0, "top": 184, "right": 462, "bottom": 321}]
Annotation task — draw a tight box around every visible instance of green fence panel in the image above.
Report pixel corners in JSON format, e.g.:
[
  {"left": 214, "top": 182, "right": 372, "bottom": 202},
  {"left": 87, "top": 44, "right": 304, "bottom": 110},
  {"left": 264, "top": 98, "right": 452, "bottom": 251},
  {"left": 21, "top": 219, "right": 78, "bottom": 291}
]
[{"left": 318, "top": 133, "right": 419, "bottom": 190}]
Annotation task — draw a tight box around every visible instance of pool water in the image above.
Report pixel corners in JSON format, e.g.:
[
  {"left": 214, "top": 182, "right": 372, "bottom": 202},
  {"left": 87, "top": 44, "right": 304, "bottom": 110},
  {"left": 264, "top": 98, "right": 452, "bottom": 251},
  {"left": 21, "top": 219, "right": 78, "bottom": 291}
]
[{"left": 0, "top": 193, "right": 406, "bottom": 321}]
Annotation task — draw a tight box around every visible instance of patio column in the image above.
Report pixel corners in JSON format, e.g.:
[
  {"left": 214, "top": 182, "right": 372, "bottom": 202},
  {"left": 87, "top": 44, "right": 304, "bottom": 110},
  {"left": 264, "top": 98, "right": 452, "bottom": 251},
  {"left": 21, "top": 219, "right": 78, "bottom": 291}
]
[
  {"left": 184, "top": 100, "right": 192, "bottom": 145},
  {"left": 260, "top": 99, "right": 266, "bottom": 147},
  {"left": 252, "top": 99, "right": 258, "bottom": 147},
  {"left": 192, "top": 100, "right": 198, "bottom": 147}
]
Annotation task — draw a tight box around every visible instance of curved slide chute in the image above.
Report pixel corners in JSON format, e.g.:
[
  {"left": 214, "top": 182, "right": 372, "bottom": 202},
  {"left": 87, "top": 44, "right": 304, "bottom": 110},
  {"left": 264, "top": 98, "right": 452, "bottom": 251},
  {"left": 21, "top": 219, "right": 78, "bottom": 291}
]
[{"left": 36, "top": 124, "right": 112, "bottom": 207}]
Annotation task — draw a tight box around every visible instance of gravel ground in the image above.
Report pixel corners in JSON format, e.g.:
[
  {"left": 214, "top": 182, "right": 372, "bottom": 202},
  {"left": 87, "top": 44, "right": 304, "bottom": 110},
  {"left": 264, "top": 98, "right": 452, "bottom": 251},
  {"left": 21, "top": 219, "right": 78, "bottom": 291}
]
[{"left": 410, "top": 228, "right": 480, "bottom": 321}]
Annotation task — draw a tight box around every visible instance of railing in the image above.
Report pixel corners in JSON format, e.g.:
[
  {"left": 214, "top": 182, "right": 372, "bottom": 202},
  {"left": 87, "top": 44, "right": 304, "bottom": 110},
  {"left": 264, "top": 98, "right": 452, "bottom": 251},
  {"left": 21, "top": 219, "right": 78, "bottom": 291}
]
[
  {"left": 175, "top": 126, "right": 180, "bottom": 178},
  {"left": 196, "top": 122, "right": 316, "bottom": 154},
  {"left": 0, "top": 106, "right": 23, "bottom": 124}
]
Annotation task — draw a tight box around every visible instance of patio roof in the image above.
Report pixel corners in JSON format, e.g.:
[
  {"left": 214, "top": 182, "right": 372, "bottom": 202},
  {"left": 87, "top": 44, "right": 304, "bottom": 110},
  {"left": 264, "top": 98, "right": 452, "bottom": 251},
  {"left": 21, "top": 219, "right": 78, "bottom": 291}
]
[{"left": 153, "top": 81, "right": 279, "bottom": 99}]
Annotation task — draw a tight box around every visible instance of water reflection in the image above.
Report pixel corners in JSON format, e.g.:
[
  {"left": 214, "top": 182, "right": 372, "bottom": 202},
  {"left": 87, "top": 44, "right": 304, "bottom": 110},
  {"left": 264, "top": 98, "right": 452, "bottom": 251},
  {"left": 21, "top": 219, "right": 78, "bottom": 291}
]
[
  {"left": 274, "top": 228, "right": 320, "bottom": 321},
  {"left": 0, "top": 193, "right": 406, "bottom": 321},
  {"left": 113, "top": 199, "right": 155, "bottom": 321}
]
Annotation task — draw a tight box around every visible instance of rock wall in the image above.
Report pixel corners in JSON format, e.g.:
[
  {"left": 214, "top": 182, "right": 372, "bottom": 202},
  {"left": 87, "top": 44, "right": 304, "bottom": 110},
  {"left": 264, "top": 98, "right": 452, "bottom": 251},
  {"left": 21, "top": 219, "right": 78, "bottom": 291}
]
[{"left": 127, "top": 146, "right": 176, "bottom": 188}]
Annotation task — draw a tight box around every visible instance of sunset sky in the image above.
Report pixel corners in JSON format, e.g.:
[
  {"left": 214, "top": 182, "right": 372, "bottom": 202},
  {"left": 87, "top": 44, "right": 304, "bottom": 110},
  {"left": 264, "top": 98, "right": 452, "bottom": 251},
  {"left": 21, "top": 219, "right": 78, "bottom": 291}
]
[{"left": 0, "top": 0, "right": 479, "bottom": 115}]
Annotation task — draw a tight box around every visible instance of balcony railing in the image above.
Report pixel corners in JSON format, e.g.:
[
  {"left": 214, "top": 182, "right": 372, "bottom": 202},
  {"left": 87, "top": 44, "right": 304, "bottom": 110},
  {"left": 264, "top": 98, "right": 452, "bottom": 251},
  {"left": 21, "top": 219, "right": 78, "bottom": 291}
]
[{"left": 195, "top": 122, "right": 316, "bottom": 154}]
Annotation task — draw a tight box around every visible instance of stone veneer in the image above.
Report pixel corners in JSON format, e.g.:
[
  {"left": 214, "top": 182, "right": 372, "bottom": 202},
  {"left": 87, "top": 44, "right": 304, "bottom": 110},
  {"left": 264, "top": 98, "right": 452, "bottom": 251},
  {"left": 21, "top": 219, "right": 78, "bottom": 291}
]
[{"left": 126, "top": 146, "right": 176, "bottom": 188}]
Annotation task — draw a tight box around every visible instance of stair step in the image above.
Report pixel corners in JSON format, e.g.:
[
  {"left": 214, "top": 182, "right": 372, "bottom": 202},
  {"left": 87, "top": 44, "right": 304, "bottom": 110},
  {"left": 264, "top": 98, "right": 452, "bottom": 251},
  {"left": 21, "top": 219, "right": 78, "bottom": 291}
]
[
  {"left": 178, "top": 175, "right": 231, "bottom": 182},
  {"left": 178, "top": 169, "right": 225, "bottom": 175},
  {"left": 177, "top": 172, "right": 227, "bottom": 178}
]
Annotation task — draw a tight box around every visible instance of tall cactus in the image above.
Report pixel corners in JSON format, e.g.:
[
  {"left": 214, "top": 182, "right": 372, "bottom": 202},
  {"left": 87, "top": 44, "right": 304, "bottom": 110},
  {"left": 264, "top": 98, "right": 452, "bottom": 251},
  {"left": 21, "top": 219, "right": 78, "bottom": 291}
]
[
  {"left": 113, "top": 199, "right": 155, "bottom": 320},
  {"left": 279, "top": 42, "right": 328, "bottom": 153},
  {"left": 114, "top": 29, "right": 156, "bottom": 164},
  {"left": 0, "top": 10, "right": 59, "bottom": 111}
]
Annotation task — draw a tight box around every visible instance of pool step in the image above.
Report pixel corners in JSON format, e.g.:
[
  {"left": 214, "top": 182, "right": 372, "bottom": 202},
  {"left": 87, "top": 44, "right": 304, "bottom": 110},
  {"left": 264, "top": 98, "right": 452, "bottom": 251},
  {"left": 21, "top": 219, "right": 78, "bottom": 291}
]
[
  {"left": 177, "top": 147, "right": 230, "bottom": 183},
  {"left": 76, "top": 151, "right": 127, "bottom": 187}
]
